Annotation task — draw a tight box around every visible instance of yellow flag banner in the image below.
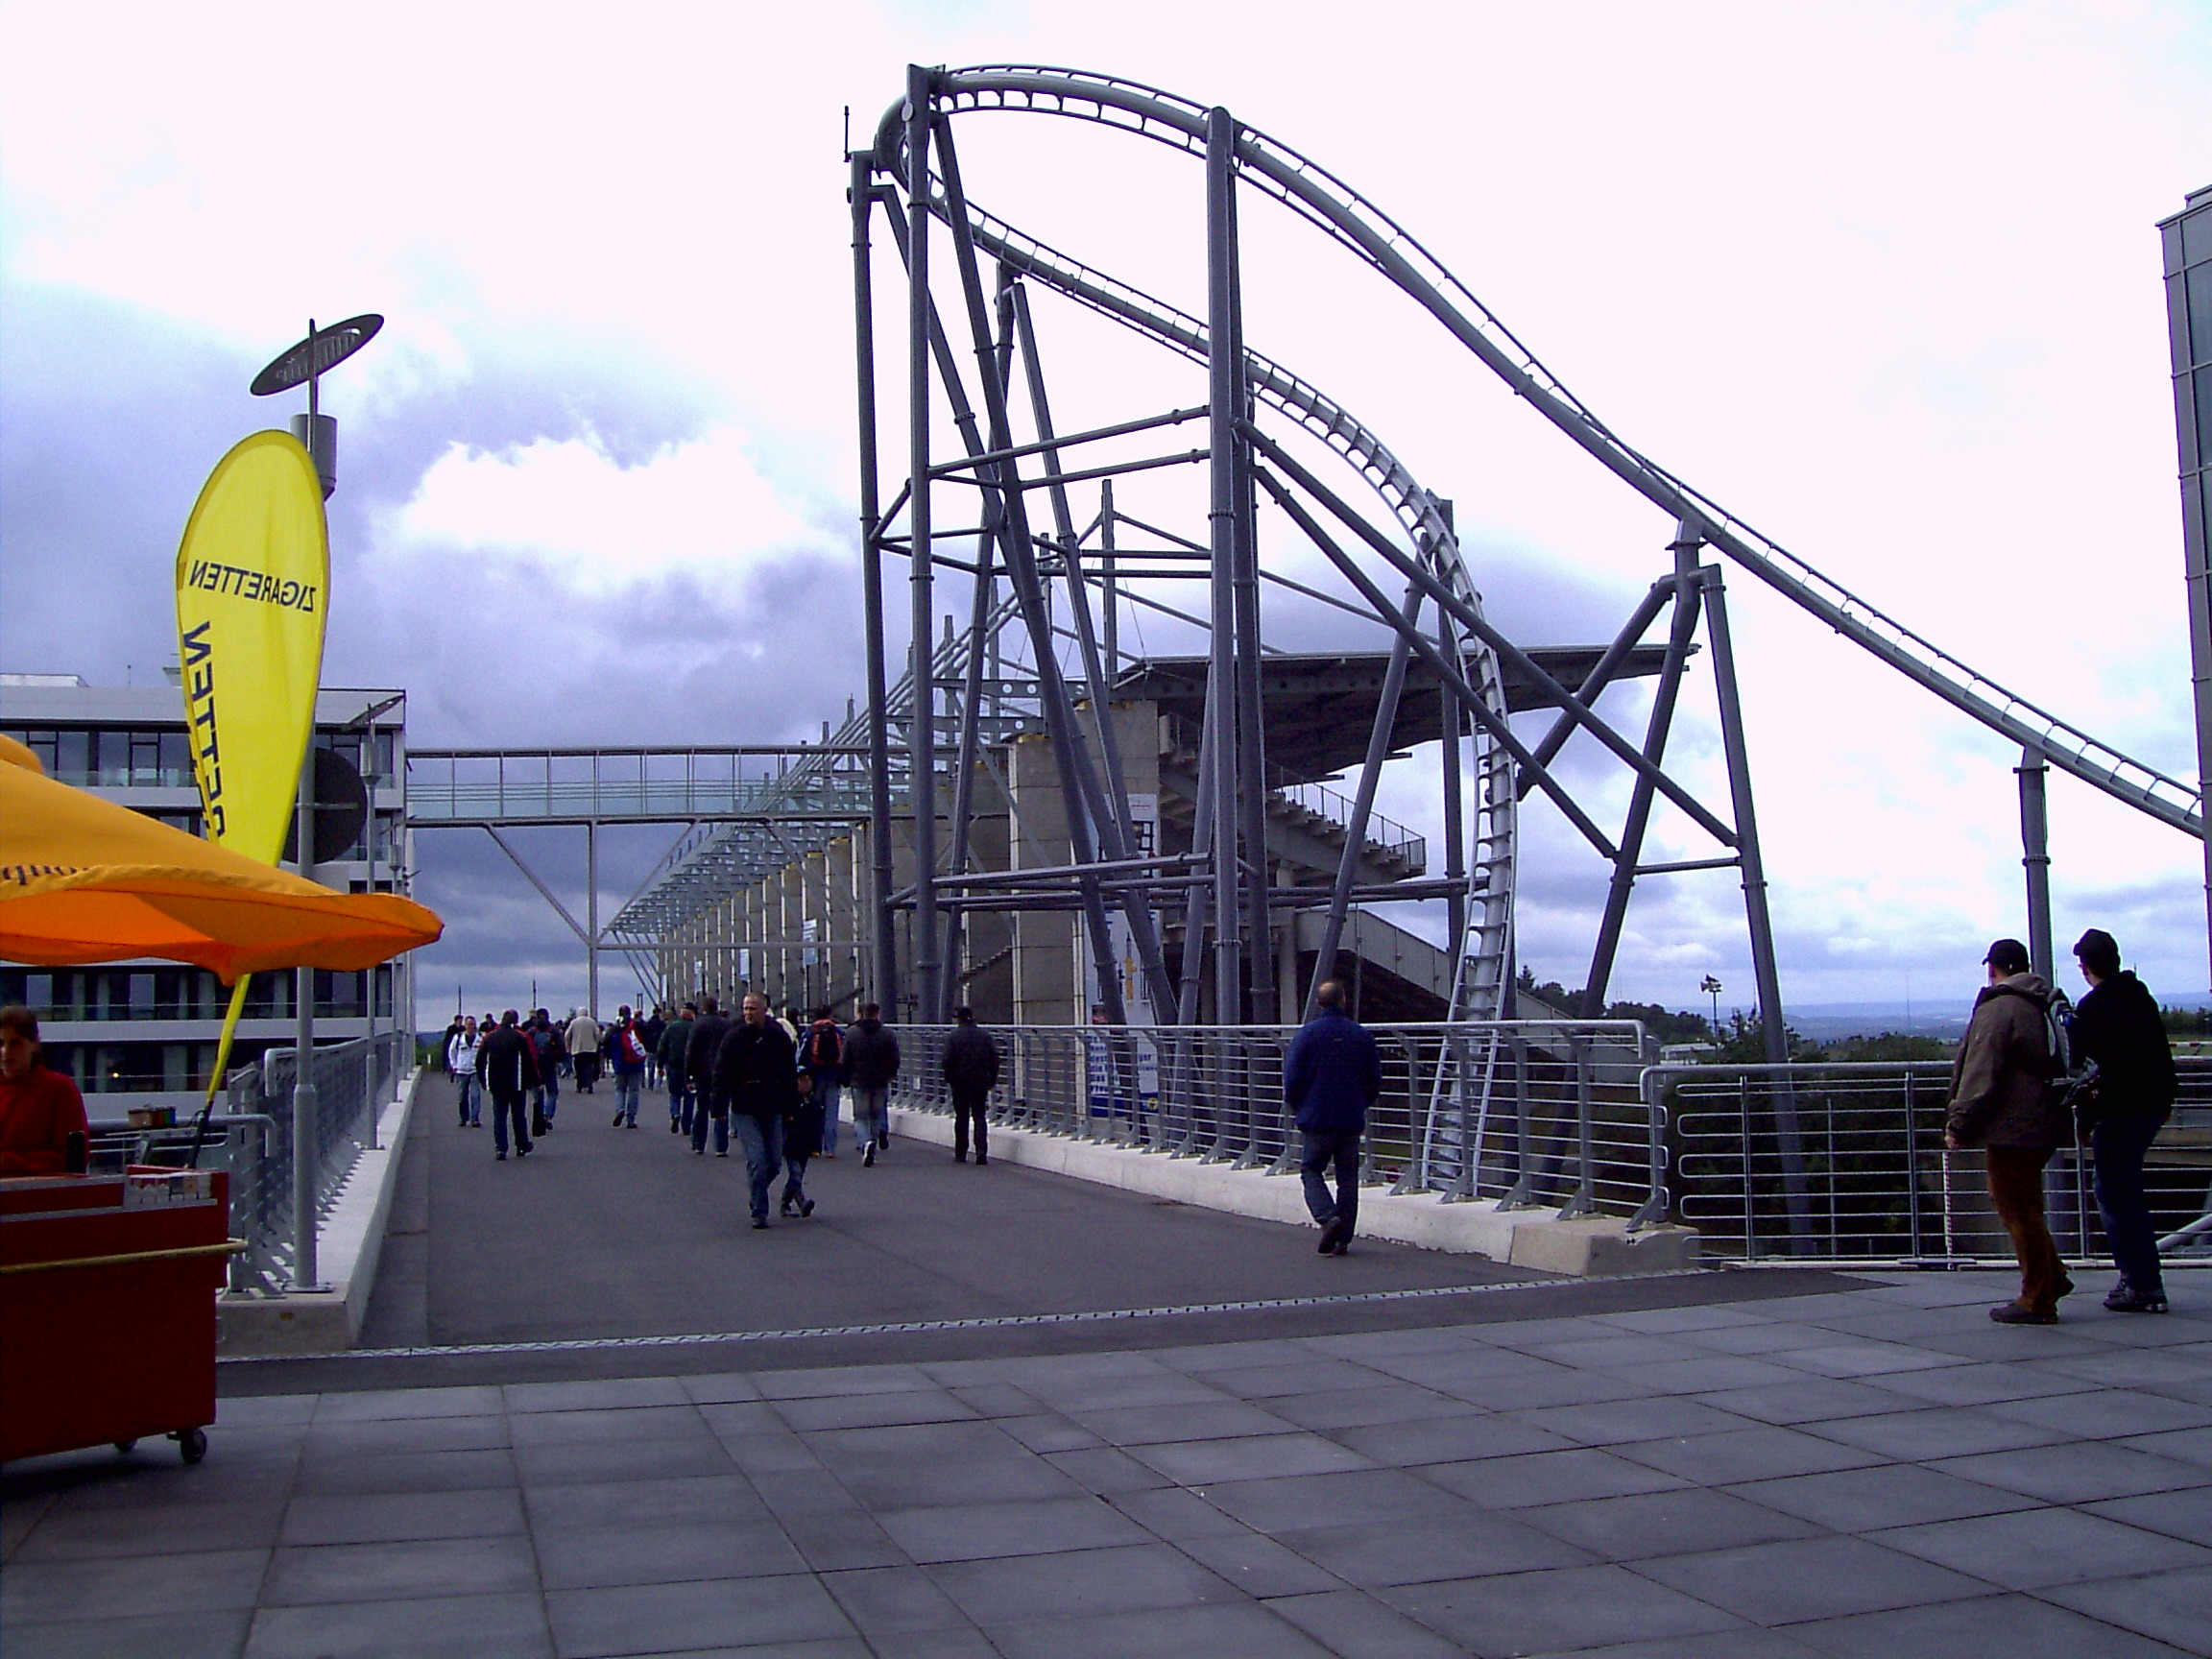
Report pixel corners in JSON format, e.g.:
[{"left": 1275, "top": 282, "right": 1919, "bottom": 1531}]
[
  {"left": 174, "top": 429, "right": 330, "bottom": 864},
  {"left": 173, "top": 430, "right": 330, "bottom": 1104}
]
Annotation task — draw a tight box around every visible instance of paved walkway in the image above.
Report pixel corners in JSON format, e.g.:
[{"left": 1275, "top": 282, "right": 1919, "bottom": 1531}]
[{"left": 4, "top": 1083, "right": 2209, "bottom": 1656}]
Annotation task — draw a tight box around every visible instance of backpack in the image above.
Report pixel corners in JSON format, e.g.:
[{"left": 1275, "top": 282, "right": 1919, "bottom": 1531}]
[
  {"left": 620, "top": 1024, "right": 648, "bottom": 1065},
  {"left": 806, "top": 1025, "right": 842, "bottom": 1071}
]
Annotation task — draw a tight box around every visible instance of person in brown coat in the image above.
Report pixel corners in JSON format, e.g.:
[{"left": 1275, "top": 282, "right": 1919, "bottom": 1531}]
[{"left": 1946, "top": 938, "right": 2073, "bottom": 1323}]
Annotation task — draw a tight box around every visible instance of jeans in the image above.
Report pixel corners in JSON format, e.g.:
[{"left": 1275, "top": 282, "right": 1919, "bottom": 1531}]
[
  {"left": 668, "top": 1066, "right": 692, "bottom": 1129},
  {"left": 952, "top": 1087, "right": 989, "bottom": 1160},
  {"left": 490, "top": 1086, "right": 531, "bottom": 1155},
  {"left": 852, "top": 1084, "right": 890, "bottom": 1149},
  {"left": 1301, "top": 1128, "right": 1362, "bottom": 1239},
  {"left": 614, "top": 1071, "right": 641, "bottom": 1125},
  {"left": 539, "top": 1068, "right": 559, "bottom": 1119},
  {"left": 814, "top": 1079, "right": 841, "bottom": 1153},
  {"left": 782, "top": 1151, "right": 810, "bottom": 1209},
  {"left": 453, "top": 1073, "right": 480, "bottom": 1125},
  {"left": 732, "top": 1112, "right": 784, "bottom": 1220},
  {"left": 691, "top": 1095, "right": 730, "bottom": 1155},
  {"left": 1986, "top": 1144, "right": 2067, "bottom": 1313},
  {"left": 2093, "top": 1111, "right": 2170, "bottom": 1295}
]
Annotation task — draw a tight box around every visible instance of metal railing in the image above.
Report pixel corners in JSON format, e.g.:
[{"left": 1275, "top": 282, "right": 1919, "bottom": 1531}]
[
  {"left": 885, "top": 1020, "right": 1659, "bottom": 1218},
  {"left": 213, "top": 1030, "right": 412, "bottom": 1292},
  {"left": 1654, "top": 1058, "right": 2212, "bottom": 1264}
]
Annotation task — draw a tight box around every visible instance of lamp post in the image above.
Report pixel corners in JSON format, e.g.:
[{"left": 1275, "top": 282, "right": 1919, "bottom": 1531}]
[
  {"left": 252, "top": 313, "right": 382, "bottom": 1293},
  {"left": 1701, "top": 974, "right": 1724, "bottom": 1044}
]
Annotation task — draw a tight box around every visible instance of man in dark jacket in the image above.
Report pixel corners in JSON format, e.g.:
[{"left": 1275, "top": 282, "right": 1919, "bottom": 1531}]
[
  {"left": 941, "top": 1007, "right": 1000, "bottom": 1166},
  {"left": 685, "top": 998, "right": 734, "bottom": 1157},
  {"left": 843, "top": 1001, "right": 901, "bottom": 1168},
  {"left": 2069, "top": 928, "right": 2177, "bottom": 1313},
  {"left": 528, "top": 1009, "right": 565, "bottom": 1137},
  {"left": 1286, "top": 980, "right": 1382, "bottom": 1255},
  {"left": 714, "top": 993, "right": 800, "bottom": 1228},
  {"left": 477, "top": 1009, "right": 541, "bottom": 1162},
  {"left": 1947, "top": 939, "right": 2073, "bottom": 1323},
  {"left": 660, "top": 1002, "right": 697, "bottom": 1137},
  {"left": 641, "top": 1005, "right": 667, "bottom": 1091}
]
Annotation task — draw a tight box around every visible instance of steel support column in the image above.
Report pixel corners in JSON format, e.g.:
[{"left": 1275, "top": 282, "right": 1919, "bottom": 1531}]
[
  {"left": 1205, "top": 106, "right": 1243, "bottom": 1024},
  {"left": 2017, "top": 747, "right": 2055, "bottom": 982},
  {"left": 853, "top": 146, "right": 899, "bottom": 1009},
  {"left": 905, "top": 65, "right": 941, "bottom": 1022}
]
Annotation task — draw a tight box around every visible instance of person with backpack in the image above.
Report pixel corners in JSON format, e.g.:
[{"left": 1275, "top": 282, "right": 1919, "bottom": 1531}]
[
  {"left": 800, "top": 1008, "right": 845, "bottom": 1157},
  {"left": 1946, "top": 938, "right": 2073, "bottom": 1323},
  {"left": 843, "top": 1001, "right": 901, "bottom": 1168},
  {"left": 685, "top": 996, "right": 734, "bottom": 1157},
  {"left": 940, "top": 1006, "right": 1000, "bottom": 1166},
  {"left": 2068, "top": 928, "right": 2178, "bottom": 1314},
  {"left": 608, "top": 1005, "right": 648, "bottom": 1128},
  {"left": 566, "top": 1008, "right": 601, "bottom": 1094},
  {"left": 529, "top": 1009, "right": 566, "bottom": 1137},
  {"left": 661, "top": 1001, "right": 697, "bottom": 1137}
]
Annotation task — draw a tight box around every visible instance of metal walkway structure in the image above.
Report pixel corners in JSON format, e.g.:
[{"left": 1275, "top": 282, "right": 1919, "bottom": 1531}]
[{"left": 455, "top": 64, "right": 2199, "bottom": 1054}]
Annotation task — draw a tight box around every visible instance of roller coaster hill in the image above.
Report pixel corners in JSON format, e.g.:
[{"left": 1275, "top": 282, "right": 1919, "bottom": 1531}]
[{"left": 431, "top": 66, "right": 2206, "bottom": 1057}]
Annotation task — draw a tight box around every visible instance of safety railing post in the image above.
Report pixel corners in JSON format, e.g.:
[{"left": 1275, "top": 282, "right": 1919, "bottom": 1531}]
[
  {"left": 1558, "top": 1035, "right": 1597, "bottom": 1219},
  {"left": 1905, "top": 1070, "right": 1923, "bottom": 1262}
]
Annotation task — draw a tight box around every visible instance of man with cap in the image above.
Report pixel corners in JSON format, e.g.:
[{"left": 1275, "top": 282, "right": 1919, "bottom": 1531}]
[
  {"left": 2067, "top": 928, "right": 2177, "bottom": 1313},
  {"left": 1946, "top": 939, "right": 2072, "bottom": 1323}
]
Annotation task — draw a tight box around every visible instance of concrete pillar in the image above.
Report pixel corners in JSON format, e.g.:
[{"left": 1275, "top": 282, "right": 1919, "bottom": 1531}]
[
  {"left": 828, "top": 836, "right": 858, "bottom": 1013},
  {"left": 1009, "top": 731, "right": 1077, "bottom": 1026}
]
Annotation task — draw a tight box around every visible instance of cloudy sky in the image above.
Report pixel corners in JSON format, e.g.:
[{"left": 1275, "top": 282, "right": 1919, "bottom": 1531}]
[{"left": 3, "top": 1, "right": 2208, "bottom": 1024}]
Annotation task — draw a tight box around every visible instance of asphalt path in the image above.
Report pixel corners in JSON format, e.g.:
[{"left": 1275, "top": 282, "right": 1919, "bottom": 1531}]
[{"left": 223, "top": 1075, "right": 1856, "bottom": 1394}]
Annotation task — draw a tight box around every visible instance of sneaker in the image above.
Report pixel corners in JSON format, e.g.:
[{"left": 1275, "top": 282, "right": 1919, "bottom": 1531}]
[
  {"left": 863, "top": 1144, "right": 876, "bottom": 1168},
  {"left": 877, "top": 1133, "right": 889, "bottom": 1151},
  {"left": 1333, "top": 1238, "right": 1351, "bottom": 1256},
  {"left": 716, "top": 1150, "right": 729, "bottom": 1159},
  {"left": 670, "top": 1119, "right": 682, "bottom": 1134},
  {"left": 517, "top": 1142, "right": 532, "bottom": 1158},
  {"left": 780, "top": 1198, "right": 796, "bottom": 1217},
  {"left": 751, "top": 1215, "right": 768, "bottom": 1230},
  {"left": 801, "top": 1198, "right": 815, "bottom": 1218},
  {"left": 1990, "top": 1303, "right": 2058, "bottom": 1325},
  {"left": 613, "top": 1111, "right": 625, "bottom": 1127},
  {"left": 495, "top": 1151, "right": 507, "bottom": 1161},
  {"left": 975, "top": 1155, "right": 988, "bottom": 1166},
  {"left": 2105, "top": 1284, "right": 2171, "bottom": 1313}
]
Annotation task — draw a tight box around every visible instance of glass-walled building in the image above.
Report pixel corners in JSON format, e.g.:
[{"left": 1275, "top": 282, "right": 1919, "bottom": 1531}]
[
  {"left": 0, "top": 673, "right": 412, "bottom": 1110},
  {"left": 2160, "top": 184, "right": 2212, "bottom": 979}
]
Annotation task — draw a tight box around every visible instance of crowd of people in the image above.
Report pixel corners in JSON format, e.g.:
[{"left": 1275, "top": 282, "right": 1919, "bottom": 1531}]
[{"left": 436, "top": 994, "right": 923, "bottom": 1229}]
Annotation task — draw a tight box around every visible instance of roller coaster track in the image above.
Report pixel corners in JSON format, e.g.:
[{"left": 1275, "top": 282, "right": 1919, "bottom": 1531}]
[{"left": 909, "top": 64, "right": 2201, "bottom": 839}]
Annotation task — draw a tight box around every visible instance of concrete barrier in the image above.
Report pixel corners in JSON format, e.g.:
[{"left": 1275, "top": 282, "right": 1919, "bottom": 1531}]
[
  {"left": 217, "top": 1067, "right": 422, "bottom": 1357},
  {"left": 884, "top": 1105, "right": 1697, "bottom": 1277}
]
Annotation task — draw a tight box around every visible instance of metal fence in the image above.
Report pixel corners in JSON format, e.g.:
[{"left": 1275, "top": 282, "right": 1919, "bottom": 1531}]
[
  {"left": 85, "top": 1033, "right": 408, "bottom": 1293},
  {"left": 1654, "top": 1058, "right": 2212, "bottom": 1264},
  {"left": 885, "top": 1020, "right": 1661, "bottom": 1219}
]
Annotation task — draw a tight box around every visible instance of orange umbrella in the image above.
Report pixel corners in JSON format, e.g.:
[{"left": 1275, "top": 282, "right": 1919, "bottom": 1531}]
[{"left": 0, "top": 735, "right": 442, "bottom": 979}]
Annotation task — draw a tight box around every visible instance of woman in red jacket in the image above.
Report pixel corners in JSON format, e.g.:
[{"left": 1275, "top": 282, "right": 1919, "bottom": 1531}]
[{"left": 0, "top": 1005, "right": 90, "bottom": 1176}]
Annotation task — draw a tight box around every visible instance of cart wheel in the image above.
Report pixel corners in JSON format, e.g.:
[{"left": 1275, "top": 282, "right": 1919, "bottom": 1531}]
[
  {"left": 112, "top": 1439, "right": 137, "bottom": 1455},
  {"left": 175, "top": 1428, "right": 207, "bottom": 1465}
]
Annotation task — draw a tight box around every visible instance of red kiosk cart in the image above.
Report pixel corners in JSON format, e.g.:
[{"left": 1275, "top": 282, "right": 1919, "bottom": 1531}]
[{"left": 0, "top": 1168, "right": 239, "bottom": 1464}]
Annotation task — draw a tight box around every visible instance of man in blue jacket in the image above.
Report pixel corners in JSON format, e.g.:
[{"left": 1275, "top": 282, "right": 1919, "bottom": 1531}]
[{"left": 1286, "top": 980, "right": 1382, "bottom": 1255}]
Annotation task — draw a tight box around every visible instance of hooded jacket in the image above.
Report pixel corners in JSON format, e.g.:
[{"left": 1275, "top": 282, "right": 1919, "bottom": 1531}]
[
  {"left": 2069, "top": 971, "right": 2177, "bottom": 1120},
  {"left": 1946, "top": 973, "right": 2067, "bottom": 1150}
]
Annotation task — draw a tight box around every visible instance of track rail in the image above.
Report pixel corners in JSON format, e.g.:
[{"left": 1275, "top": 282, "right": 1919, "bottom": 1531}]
[{"left": 896, "top": 64, "right": 2200, "bottom": 838}]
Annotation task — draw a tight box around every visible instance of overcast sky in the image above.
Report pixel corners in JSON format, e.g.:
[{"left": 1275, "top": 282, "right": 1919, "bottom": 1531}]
[{"left": 3, "top": 1, "right": 2208, "bottom": 1024}]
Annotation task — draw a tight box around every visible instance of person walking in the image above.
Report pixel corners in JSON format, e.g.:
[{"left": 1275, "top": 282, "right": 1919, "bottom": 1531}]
[
  {"left": 941, "top": 1006, "right": 999, "bottom": 1166},
  {"left": 685, "top": 997, "right": 735, "bottom": 1157},
  {"left": 1286, "top": 979, "right": 1382, "bottom": 1256},
  {"left": 2068, "top": 928, "right": 2178, "bottom": 1314},
  {"left": 567, "top": 1007, "right": 601, "bottom": 1094},
  {"left": 1946, "top": 938, "right": 2073, "bottom": 1323},
  {"left": 781, "top": 1069, "right": 823, "bottom": 1219},
  {"left": 529, "top": 1009, "right": 565, "bottom": 1137},
  {"left": 844, "top": 1000, "right": 901, "bottom": 1168},
  {"left": 800, "top": 1008, "right": 845, "bottom": 1158},
  {"left": 641, "top": 1004, "right": 667, "bottom": 1092},
  {"left": 608, "top": 1005, "right": 648, "bottom": 1128},
  {"left": 446, "top": 1014, "right": 482, "bottom": 1128},
  {"left": 478, "top": 1008, "right": 540, "bottom": 1162},
  {"left": 661, "top": 1000, "right": 697, "bottom": 1137},
  {"left": 714, "top": 993, "right": 800, "bottom": 1229}
]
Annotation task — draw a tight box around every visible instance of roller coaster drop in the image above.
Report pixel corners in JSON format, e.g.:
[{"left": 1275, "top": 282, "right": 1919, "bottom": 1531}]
[{"left": 838, "top": 63, "right": 2202, "bottom": 1049}]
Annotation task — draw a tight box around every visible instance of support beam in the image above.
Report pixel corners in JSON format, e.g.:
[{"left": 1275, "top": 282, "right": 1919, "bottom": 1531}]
[
  {"left": 1206, "top": 105, "right": 1243, "bottom": 1024},
  {"left": 2018, "top": 747, "right": 2055, "bottom": 983},
  {"left": 853, "top": 144, "right": 900, "bottom": 1010},
  {"left": 905, "top": 65, "right": 942, "bottom": 1022}
]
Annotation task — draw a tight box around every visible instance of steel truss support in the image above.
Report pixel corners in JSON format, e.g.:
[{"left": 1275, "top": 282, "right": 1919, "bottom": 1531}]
[{"left": 852, "top": 144, "right": 899, "bottom": 1014}]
